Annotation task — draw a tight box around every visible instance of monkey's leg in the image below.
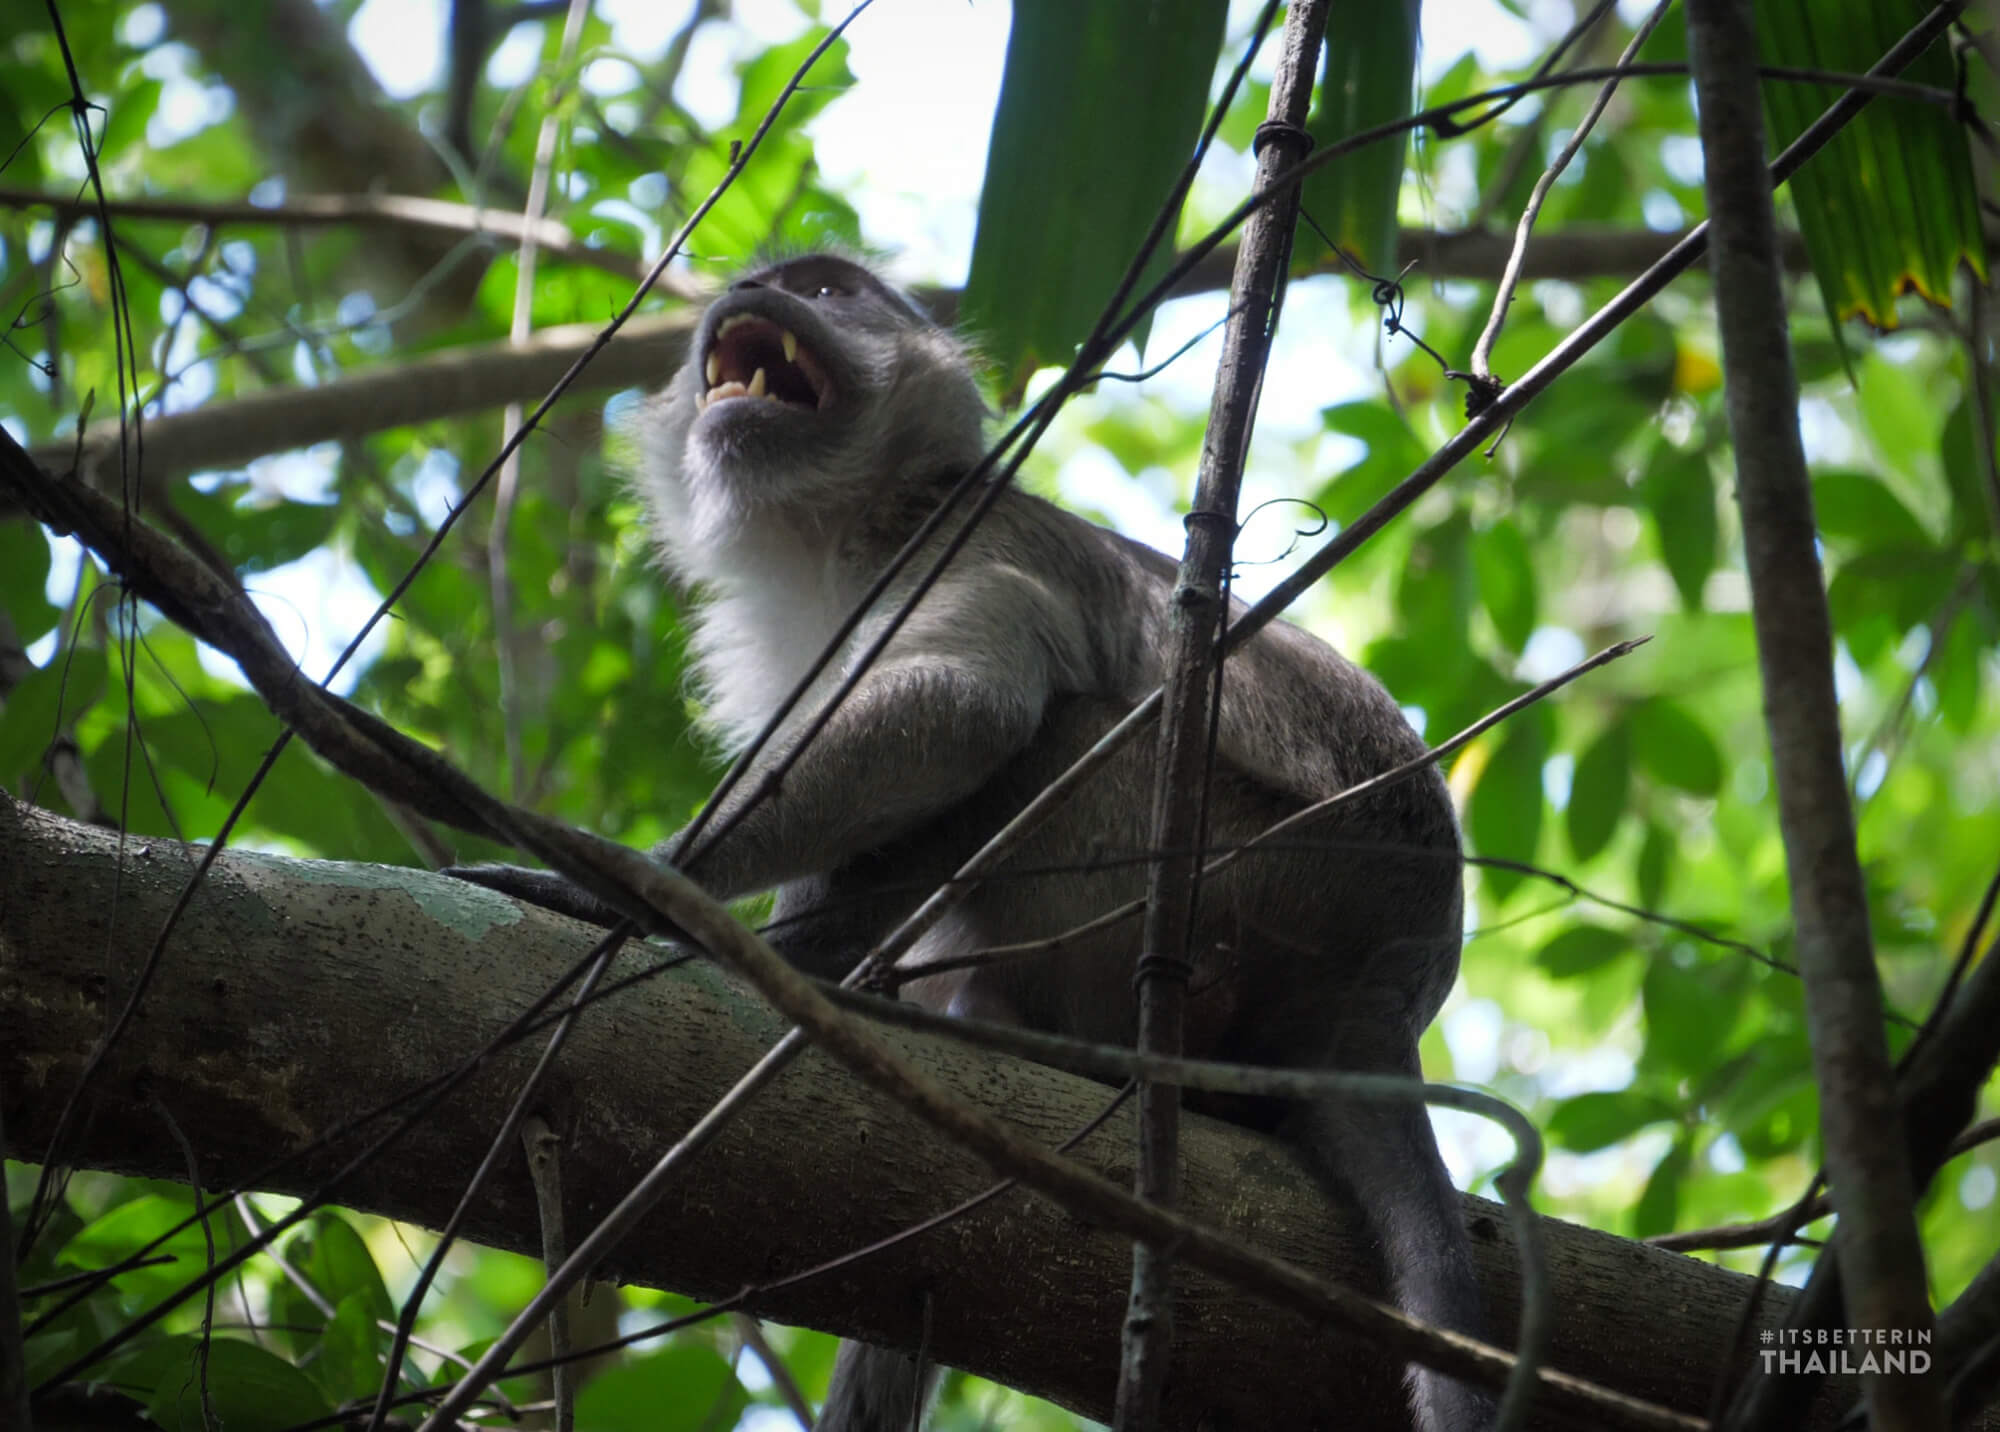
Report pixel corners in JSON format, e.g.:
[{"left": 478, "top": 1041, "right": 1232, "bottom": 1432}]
[
  {"left": 1283, "top": 1065, "right": 1494, "bottom": 1432},
  {"left": 818, "top": 1339, "right": 940, "bottom": 1432}
]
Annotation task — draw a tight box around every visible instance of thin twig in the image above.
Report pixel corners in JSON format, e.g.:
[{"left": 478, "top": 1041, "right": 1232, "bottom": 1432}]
[
  {"left": 1654, "top": 1118, "right": 2000, "bottom": 1252},
  {"left": 1471, "top": 1, "right": 1673, "bottom": 379},
  {"left": 730, "top": 1317, "right": 814, "bottom": 1430},
  {"left": 0, "top": 1099, "right": 32, "bottom": 1432},
  {"left": 362, "top": 935, "right": 621, "bottom": 1432},
  {"left": 1118, "top": 4, "right": 1325, "bottom": 1422},
  {"left": 154, "top": 1096, "right": 221, "bottom": 1432},
  {"left": 18, "top": 0, "right": 150, "bottom": 1257},
  {"left": 1847, "top": 566, "right": 1978, "bottom": 805},
  {"left": 521, "top": 1115, "right": 576, "bottom": 1432},
  {"left": 492, "top": 0, "right": 590, "bottom": 802}
]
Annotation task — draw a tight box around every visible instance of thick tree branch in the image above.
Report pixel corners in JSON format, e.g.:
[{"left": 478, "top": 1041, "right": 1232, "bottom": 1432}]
[
  {"left": 0, "top": 185, "right": 663, "bottom": 286},
  {"left": 0, "top": 795, "right": 1903, "bottom": 1432},
  {"left": 0, "top": 1098, "right": 25, "bottom": 1432},
  {"left": 1940, "top": 1251, "right": 2000, "bottom": 1421},
  {"left": 1686, "top": 2, "right": 1941, "bottom": 1429},
  {"left": 1, "top": 222, "right": 1845, "bottom": 504},
  {"left": 0, "top": 180, "right": 1832, "bottom": 287},
  {"left": 17, "top": 312, "right": 695, "bottom": 496}
]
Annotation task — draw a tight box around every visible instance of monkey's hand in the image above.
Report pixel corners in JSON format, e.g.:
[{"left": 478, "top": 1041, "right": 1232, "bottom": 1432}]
[{"left": 442, "top": 863, "right": 629, "bottom": 930}]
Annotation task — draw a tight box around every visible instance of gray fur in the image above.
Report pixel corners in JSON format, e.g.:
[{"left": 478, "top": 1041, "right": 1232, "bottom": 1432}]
[{"left": 457, "top": 253, "right": 1489, "bottom": 1430}]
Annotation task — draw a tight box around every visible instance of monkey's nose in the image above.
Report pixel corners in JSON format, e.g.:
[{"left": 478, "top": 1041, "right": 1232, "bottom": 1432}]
[{"left": 729, "top": 277, "right": 765, "bottom": 292}]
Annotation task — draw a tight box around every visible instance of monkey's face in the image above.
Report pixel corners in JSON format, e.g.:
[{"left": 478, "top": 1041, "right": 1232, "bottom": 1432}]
[{"left": 658, "top": 253, "right": 987, "bottom": 518}]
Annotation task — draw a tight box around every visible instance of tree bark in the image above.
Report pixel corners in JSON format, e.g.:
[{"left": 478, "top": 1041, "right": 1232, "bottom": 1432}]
[
  {"left": 18, "top": 311, "right": 694, "bottom": 500},
  {"left": 1685, "top": 2, "right": 1940, "bottom": 1429},
  {"left": 0, "top": 795, "right": 1935, "bottom": 1431}
]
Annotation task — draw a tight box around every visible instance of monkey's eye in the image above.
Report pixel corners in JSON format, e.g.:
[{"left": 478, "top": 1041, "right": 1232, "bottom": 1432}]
[{"left": 813, "top": 282, "right": 847, "bottom": 298}]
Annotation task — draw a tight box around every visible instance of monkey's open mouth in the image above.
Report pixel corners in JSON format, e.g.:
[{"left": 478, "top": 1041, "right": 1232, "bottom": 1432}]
[{"left": 697, "top": 314, "right": 832, "bottom": 413}]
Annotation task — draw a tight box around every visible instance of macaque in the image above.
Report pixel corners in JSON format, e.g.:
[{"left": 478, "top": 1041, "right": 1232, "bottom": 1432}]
[{"left": 455, "top": 253, "right": 1488, "bottom": 1431}]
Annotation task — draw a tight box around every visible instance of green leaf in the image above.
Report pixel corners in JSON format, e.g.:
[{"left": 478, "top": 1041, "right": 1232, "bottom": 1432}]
[
  {"left": 1934, "top": 613, "right": 1985, "bottom": 732},
  {"left": 1645, "top": 953, "right": 1748, "bottom": 1073},
  {"left": 287, "top": 1212, "right": 394, "bottom": 1324},
  {"left": 1812, "top": 469, "right": 1933, "bottom": 551},
  {"left": 672, "top": 27, "right": 857, "bottom": 257},
  {"left": 100, "top": 76, "right": 163, "bottom": 157},
  {"left": 174, "top": 488, "right": 341, "bottom": 576},
  {"left": 313, "top": 1293, "right": 385, "bottom": 1405},
  {"left": 962, "top": 0, "right": 1228, "bottom": 394},
  {"left": 1468, "top": 715, "right": 1548, "bottom": 904},
  {"left": 1395, "top": 513, "right": 1475, "bottom": 672},
  {"left": 1566, "top": 723, "right": 1631, "bottom": 862},
  {"left": 0, "top": 521, "right": 57, "bottom": 641},
  {"left": 23, "top": 1326, "right": 81, "bottom": 1387},
  {"left": 1320, "top": 400, "right": 1429, "bottom": 519},
  {"left": 0, "top": 648, "right": 107, "bottom": 791},
  {"left": 1473, "top": 521, "right": 1537, "bottom": 653},
  {"left": 1547, "top": 1089, "right": 1677, "bottom": 1153},
  {"left": 1755, "top": 0, "right": 1985, "bottom": 341},
  {"left": 111, "top": 1335, "right": 333, "bottom": 1432},
  {"left": 575, "top": 1343, "right": 748, "bottom": 1432},
  {"left": 1643, "top": 450, "right": 1716, "bottom": 610},
  {"left": 1636, "top": 821, "right": 1673, "bottom": 909},
  {"left": 57, "top": 1191, "right": 234, "bottom": 1310},
  {"left": 1630, "top": 699, "right": 1723, "bottom": 796},
  {"left": 1940, "top": 398, "right": 1998, "bottom": 544},
  {"left": 1827, "top": 549, "right": 1960, "bottom": 669},
  {"left": 270, "top": 1211, "right": 395, "bottom": 1371},
  {"left": 1633, "top": 1134, "right": 1693, "bottom": 1238},
  {"left": 1536, "top": 923, "right": 1631, "bottom": 979},
  {"left": 1303, "top": 0, "right": 1419, "bottom": 272}
]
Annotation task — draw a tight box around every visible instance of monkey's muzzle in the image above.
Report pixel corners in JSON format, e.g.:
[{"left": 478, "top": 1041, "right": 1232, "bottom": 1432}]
[{"left": 698, "top": 313, "right": 832, "bottom": 413}]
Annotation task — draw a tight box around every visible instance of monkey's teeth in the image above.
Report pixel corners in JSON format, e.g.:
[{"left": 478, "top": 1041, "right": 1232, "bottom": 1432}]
[
  {"left": 781, "top": 329, "right": 798, "bottom": 363},
  {"left": 791, "top": 344, "right": 831, "bottom": 408},
  {"left": 748, "top": 367, "right": 768, "bottom": 398},
  {"left": 705, "top": 352, "right": 721, "bottom": 386}
]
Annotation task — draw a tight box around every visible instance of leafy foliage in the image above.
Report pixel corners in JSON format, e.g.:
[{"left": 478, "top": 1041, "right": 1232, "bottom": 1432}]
[
  {"left": 959, "top": 0, "right": 1228, "bottom": 394},
  {"left": 1754, "top": 0, "right": 1987, "bottom": 330}
]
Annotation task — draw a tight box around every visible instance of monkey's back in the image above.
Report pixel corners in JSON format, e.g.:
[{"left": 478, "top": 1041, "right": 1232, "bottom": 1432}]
[{"left": 868, "top": 486, "right": 1465, "bottom": 1062}]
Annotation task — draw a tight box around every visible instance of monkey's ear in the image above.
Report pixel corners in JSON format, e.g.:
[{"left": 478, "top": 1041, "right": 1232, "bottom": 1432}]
[{"left": 442, "top": 862, "right": 628, "bottom": 930}]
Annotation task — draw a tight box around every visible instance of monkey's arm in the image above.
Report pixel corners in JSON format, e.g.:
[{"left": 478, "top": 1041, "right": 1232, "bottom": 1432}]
[
  {"left": 446, "top": 629, "right": 1053, "bottom": 924},
  {"left": 679, "top": 654, "right": 1045, "bottom": 900}
]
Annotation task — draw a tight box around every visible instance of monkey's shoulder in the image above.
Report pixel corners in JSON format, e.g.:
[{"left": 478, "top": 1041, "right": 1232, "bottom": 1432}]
[{"left": 928, "top": 491, "right": 1439, "bottom": 802}]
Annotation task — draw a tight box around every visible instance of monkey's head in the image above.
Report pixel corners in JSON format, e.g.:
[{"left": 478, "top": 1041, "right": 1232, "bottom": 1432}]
[{"left": 639, "top": 253, "right": 988, "bottom": 562}]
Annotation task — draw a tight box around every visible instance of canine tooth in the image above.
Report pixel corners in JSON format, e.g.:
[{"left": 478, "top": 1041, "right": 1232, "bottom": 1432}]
[
  {"left": 792, "top": 344, "right": 830, "bottom": 409},
  {"left": 748, "top": 367, "right": 767, "bottom": 398},
  {"left": 705, "top": 352, "right": 720, "bottom": 385},
  {"left": 781, "top": 329, "right": 798, "bottom": 363}
]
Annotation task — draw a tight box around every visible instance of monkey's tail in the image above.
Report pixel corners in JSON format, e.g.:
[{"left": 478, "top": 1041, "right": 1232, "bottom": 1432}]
[
  {"left": 1286, "top": 1072, "right": 1497, "bottom": 1432},
  {"left": 816, "top": 1339, "right": 940, "bottom": 1432}
]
